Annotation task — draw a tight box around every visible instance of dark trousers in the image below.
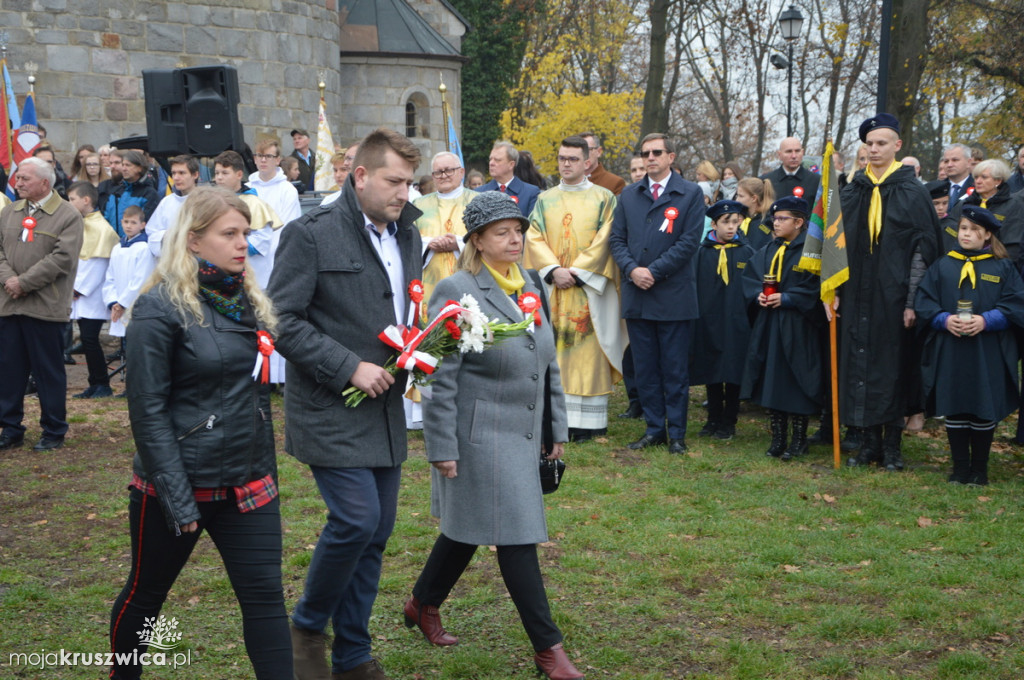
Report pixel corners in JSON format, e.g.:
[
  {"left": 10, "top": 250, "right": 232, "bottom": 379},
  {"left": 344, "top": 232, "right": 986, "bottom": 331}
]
[
  {"left": 78, "top": 318, "right": 110, "bottom": 387},
  {"left": 626, "top": 318, "right": 692, "bottom": 440},
  {"left": 413, "top": 533, "right": 562, "bottom": 653},
  {"left": 109, "top": 490, "right": 291, "bottom": 680},
  {"left": 621, "top": 345, "right": 639, "bottom": 407},
  {"left": 291, "top": 465, "right": 401, "bottom": 673},
  {"left": 706, "top": 382, "right": 740, "bottom": 426},
  {"left": 0, "top": 315, "right": 68, "bottom": 438}
]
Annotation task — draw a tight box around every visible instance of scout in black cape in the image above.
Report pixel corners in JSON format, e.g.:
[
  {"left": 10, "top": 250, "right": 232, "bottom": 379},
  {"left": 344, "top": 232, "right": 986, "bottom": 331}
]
[
  {"left": 838, "top": 113, "right": 940, "bottom": 471},
  {"left": 927, "top": 179, "right": 958, "bottom": 256},
  {"left": 741, "top": 196, "right": 825, "bottom": 460},
  {"left": 690, "top": 200, "right": 755, "bottom": 440},
  {"left": 734, "top": 177, "right": 776, "bottom": 252},
  {"left": 914, "top": 206, "right": 1024, "bottom": 485}
]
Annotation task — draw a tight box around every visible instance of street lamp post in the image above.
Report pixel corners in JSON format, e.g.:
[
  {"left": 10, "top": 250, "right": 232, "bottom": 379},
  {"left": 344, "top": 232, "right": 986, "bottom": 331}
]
[{"left": 778, "top": 5, "right": 804, "bottom": 138}]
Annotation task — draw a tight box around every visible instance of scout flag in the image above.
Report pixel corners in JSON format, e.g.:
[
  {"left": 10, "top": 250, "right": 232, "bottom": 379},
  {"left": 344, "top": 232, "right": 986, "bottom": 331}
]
[
  {"left": 2, "top": 60, "right": 18, "bottom": 130},
  {"left": 798, "top": 139, "right": 848, "bottom": 304},
  {"left": 313, "top": 92, "right": 336, "bottom": 192}
]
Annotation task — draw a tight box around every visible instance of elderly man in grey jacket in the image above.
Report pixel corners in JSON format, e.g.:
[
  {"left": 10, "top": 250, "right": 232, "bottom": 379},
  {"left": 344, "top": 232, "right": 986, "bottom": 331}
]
[
  {"left": 269, "top": 128, "right": 423, "bottom": 680},
  {"left": 0, "top": 157, "right": 84, "bottom": 452}
]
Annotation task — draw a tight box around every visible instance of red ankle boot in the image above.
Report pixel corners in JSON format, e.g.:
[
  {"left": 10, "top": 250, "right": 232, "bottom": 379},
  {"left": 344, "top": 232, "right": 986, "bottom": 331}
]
[
  {"left": 534, "top": 643, "right": 584, "bottom": 679},
  {"left": 403, "top": 596, "right": 458, "bottom": 646}
]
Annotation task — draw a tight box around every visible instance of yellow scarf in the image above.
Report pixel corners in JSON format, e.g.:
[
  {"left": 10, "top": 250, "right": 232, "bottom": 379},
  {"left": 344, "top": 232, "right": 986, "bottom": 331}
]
[
  {"left": 864, "top": 160, "right": 903, "bottom": 252},
  {"left": 947, "top": 251, "right": 992, "bottom": 289},
  {"left": 740, "top": 216, "right": 752, "bottom": 235},
  {"left": 715, "top": 243, "right": 738, "bottom": 284},
  {"left": 483, "top": 260, "right": 525, "bottom": 296},
  {"left": 980, "top": 198, "right": 988, "bottom": 209},
  {"left": 769, "top": 242, "right": 787, "bottom": 283}
]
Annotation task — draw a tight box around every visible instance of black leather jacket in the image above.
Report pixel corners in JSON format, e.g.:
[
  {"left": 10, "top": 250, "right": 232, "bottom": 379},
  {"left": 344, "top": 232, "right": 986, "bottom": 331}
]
[{"left": 126, "top": 285, "right": 277, "bottom": 532}]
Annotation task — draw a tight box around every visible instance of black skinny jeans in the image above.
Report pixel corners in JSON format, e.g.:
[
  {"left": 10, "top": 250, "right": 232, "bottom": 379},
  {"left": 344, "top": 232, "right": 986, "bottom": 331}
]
[
  {"left": 109, "top": 489, "right": 291, "bottom": 679},
  {"left": 413, "top": 533, "right": 562, "bottom": 652},
  {"left": 77, "top": 318, "right": 109, "bottom": 387}
]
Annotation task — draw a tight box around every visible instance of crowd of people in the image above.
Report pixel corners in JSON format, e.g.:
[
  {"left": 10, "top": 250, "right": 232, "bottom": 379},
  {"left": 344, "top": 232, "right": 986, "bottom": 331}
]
[{"left": 3, "top": 115, "right": 1024, "bottom": 679}]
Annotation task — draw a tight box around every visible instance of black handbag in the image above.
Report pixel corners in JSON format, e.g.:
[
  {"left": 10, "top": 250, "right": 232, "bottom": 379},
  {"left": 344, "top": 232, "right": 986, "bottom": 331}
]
[{"left": 528, "top": 269, "right": 566, "bottom": 494}]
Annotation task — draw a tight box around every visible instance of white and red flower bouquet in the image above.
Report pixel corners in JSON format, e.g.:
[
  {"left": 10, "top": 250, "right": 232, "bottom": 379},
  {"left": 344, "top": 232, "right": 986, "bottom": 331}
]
[{"left": 343, "top": 281, "right": 534, "bottom": 407}]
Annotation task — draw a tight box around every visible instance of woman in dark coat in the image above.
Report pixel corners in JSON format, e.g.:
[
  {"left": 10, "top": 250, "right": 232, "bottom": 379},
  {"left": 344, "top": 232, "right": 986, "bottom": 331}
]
[
  {"left": 915, "top": 206, "right": 1024, "bottom": 485},
  {"left": 404, "top": 191, "right": 584, "bottom": 680},
  {"left": 948, "top": 159, "right": 1024, "bottom": 262},
  {"left": 108, "top": 188, "right": 290, "bottom": 679},
  {"left": 741, "top": 196, "right": 825, "bottom": 460}
]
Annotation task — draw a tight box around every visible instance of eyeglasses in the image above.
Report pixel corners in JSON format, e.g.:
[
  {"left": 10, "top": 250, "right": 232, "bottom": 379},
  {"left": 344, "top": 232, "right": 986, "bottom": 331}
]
[
  {"left": 431, "top": 167, "right": 460, "bottom": 178},
  {"left": 85, "top": 163, "right": 100, "bottom": 167},
  {"left": 557, "top": 156, "right": 583, "bottom": 164},
  {"left": 640, "top": 149, "right": 666, "bottom": 158},
  {"left": 254, "top": 154, "right": 279, "bottom": 160},
  {"left": 772, "top": 215, "right": 798, "bottom": 223}
]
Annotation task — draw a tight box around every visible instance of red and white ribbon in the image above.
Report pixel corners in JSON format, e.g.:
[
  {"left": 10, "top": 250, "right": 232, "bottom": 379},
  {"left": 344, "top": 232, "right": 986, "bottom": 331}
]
[
  {"left": 659, "top": 207, "right": 679, "bottom": 234},
  {"left": 251, "top": 330, "right": 275, "bottom": 383},
  {"left": 21, "top": 216, "right": 36, "bottom": 243},
  {"left": 378, "top": 302, "right": 466, "bottom": 374}
]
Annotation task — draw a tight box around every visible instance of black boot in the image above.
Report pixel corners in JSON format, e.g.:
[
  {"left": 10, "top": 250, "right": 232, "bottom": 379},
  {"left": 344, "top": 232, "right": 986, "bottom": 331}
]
[
  {"left": 968, "top": 426, "right": 994, "bottom": 485},
  {"left": 782, "top": 415, "right": 809, "bottom": 461},
  {"left": 848, "top": 425, "right": 881, "bottom": 467},
  {"left": 882, "top": 423, "right": 904, "bottom": 471},
  {"left": 702, "top": 384, "right": 724, "bottom": 436},
  {"left": 946, "top": 426, "right": 971, "bottom": 484},
  {"left": 840, "top": 426, "right": 863, "bottom": 452},
  {"left": 765, "top": 410, "right": 788, "bottom": 457}
]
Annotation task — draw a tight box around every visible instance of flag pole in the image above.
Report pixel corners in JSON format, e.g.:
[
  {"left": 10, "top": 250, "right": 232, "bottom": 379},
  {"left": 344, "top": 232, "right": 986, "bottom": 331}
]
[
  {"left": 822, "top": 131, "right": 841, "bottom": 470},
  {"left": 439, "top": 73, "right": 450, "bottom": 152}
]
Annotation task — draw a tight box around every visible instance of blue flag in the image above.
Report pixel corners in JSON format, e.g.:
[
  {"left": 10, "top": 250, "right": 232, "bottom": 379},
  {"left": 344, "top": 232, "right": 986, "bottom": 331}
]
[{"left": 446, "top": 109, "right": 464, "bottom": 169}]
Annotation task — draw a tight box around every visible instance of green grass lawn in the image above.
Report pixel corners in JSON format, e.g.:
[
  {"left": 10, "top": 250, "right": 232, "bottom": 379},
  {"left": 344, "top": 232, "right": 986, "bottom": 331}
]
[{"left": 3, "top": 387, "right": 1024, "bottom": 678}]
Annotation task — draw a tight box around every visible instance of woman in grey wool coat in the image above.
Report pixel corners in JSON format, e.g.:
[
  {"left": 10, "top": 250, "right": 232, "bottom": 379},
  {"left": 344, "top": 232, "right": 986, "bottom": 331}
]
[{"left": 402, "top": 191, "right": 585, "bottom": 680}]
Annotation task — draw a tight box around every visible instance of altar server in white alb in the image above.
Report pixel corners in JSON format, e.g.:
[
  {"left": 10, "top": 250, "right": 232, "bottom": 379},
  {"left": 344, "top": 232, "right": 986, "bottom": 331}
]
[
  {"left": 103, "top": 205, "right": 155, "bottom": 339},
  {"left": 249, "top": 138, "right": 302, "bottom": 224},
  {"left": 145, "top": 155, "right": 201, "bottom": 259},
  {"left": 68, "top": 181, "right": 120, "bottom": 398}
]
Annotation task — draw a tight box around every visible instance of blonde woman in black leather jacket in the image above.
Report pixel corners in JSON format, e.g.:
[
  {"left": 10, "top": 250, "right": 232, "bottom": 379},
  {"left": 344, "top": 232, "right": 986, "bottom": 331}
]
[{"left": 108, "top": 187, "right": 290, "bottom": 680}]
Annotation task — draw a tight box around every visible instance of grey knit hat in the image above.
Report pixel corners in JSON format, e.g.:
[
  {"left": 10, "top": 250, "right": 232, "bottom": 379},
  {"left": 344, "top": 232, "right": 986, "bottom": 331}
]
[{"left": 462, "top": 191, "right": 531, "bottom": 243}]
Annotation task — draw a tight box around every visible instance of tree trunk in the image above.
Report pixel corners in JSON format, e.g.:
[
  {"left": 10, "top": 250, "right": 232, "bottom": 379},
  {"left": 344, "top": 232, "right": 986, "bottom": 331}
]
[
  {"left": 885, "top": 0, "right": 929, "bottom": 151},
  {"left": 641, "top": 0, "right": 671, "bottom": 140}
]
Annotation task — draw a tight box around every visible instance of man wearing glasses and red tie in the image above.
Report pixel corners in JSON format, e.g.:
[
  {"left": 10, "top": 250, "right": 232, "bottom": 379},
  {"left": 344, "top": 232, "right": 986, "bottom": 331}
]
[
  {"left": 609, "top": 133, "right": 705, "bottom": 455},
  {"left": 476, "top": 141, "right": 540, "bottom": 217}
]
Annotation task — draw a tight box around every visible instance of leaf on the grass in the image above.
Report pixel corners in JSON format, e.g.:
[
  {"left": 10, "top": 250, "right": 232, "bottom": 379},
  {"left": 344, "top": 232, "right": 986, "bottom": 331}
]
[
  {"left": 977, "top": 496, "right": 991, "bottom": 502},
  {"left": 917, "top": 516, "right": 933, "bottom": 528},
  {"left": 31, "top": 519, "right": 47, "bottom": 526},
  {"left": 988, "top": 632, "right": 1011, "bottom": 643},
  {"left": 188, "top": 595, "right": 200, "bottom": 605},
  {"left": 822, "top": 494, "right": 837, "bottom": 504},
  {"left": 86, "top": 513, "right": 97, "bottom": 520},
  {"left": 782, "top": 564, "right": 801, "bottom": 573}
]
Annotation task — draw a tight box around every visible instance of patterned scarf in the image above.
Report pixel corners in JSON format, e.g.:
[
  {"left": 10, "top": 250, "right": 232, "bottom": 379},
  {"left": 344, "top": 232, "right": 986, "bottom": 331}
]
[{"left": 196, "top": 258, "right": 255, "bottom": 327}]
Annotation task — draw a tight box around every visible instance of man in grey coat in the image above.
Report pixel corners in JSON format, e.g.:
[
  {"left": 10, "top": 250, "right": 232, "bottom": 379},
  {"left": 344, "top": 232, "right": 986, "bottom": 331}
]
[{"left": 269, "top": 128, "right": 423, "bottom": 680}]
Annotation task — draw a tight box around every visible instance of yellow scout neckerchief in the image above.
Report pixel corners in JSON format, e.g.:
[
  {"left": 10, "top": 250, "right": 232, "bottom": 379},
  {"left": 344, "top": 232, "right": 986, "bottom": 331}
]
[
  {"left": 864, "top": 160, "right": 902, "bottom": 252},
  {"left": 769, "top": 241, "right": 788, "bottom": 282},
  {"left": 715, "top": 243, "right": 738, "bottom": 284},
  {"left": 946, "top": 251, "right": 992, "bottom": 289}
]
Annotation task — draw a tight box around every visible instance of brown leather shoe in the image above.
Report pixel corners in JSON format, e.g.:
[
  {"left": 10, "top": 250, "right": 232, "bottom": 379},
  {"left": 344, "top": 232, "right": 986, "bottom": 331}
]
[
  {"left": 403, "top": 596, "right": 458, "bottom": 646},
  {"left": 332, "top": 658, "right": 389, "bottom": 680},
  {"left": 534, "top": 643, "right": 584, "bottom": 679},
  {"left": 291, "top": 623, "right": 330, "bottom": 680}
]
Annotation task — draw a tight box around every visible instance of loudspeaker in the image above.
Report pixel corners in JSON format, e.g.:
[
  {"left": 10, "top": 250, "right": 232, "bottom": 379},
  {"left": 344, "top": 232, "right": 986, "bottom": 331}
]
[
  {"left": 142, "top": 65, "right": 245, "bottom": 157},
  {"left": 181, "top": 65, "right": 245, "bottom": 157},
  {"left": 142, "top": 69, "right": 187, "bottom": 156}
]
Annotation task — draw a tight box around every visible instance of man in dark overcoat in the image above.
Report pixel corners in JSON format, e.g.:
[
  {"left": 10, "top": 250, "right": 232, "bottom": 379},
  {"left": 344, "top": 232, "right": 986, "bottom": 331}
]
[
  {"left": 609, "top": 133, "right": 705, "bottom": 454},
  {"left": 270, "top": 128, "right": 423, "bottom": 680}
]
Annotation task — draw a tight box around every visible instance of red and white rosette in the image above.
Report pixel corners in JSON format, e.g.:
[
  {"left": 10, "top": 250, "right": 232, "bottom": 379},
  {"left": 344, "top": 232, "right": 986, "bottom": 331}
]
[
  {"left": 251, "top": 330, "right": 275, "bottom": 384},
  {"left": 659, "top": 207, "right": 679, "bottom": 234},
  {"left": 21, "top": 216, "right": 36, "bottom": 243},
  {"left": 519, "top": 292, "right": 542, "bottom": 332},
  {"left": 510, "top": 195, "right": 519, "bottom": 204},
  {"left": 407, "top": 279, "right": 424, "bottom": 326},
  {"left": 793, "top": 186, "right": 804, "bottom": 199}
]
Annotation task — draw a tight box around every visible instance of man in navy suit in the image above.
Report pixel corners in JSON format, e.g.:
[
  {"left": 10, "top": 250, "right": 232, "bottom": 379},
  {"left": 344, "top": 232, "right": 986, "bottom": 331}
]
[
  {"left": 477, "top": 141, "right": 540, "bottom": 217},
  {"left": 609, "top": 133, "right": 706, "bottom": 454}
]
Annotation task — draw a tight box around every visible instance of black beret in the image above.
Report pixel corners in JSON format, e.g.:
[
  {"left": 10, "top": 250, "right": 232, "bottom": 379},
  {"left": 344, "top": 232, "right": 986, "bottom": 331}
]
[
  {"left": 858, "top": 113, "right": 900, "bottom": 142},
  {"left": 961, "top": 205, "right": 1000, "bottom": 235},
  {"left": 706, "top": 199, "right": 748, "bottom": 221},
  {"left": 769, "top": 195, "right": 809, "bottom": 217},
  {"left": 926, "top": 179, "right": 950, "bottom": 200}
]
